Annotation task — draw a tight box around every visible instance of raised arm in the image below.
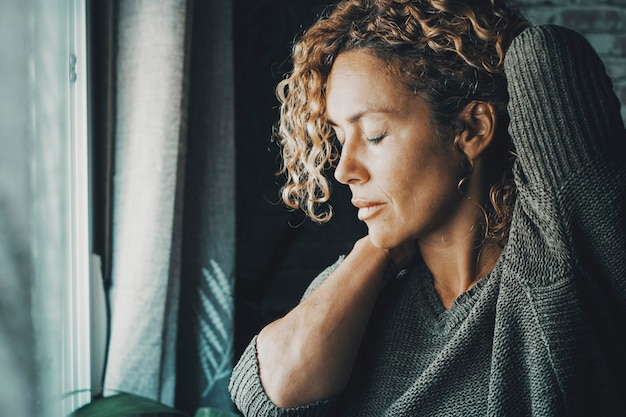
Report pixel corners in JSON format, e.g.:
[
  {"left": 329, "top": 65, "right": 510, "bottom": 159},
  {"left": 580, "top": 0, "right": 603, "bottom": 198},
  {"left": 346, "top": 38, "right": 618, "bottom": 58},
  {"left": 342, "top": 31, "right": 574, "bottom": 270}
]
[
  {"left": 505, "top": 25, "right": 625, "bottom": 195},
  {"left": 504, "top": 25, "right": 626, "bottom": 295}
]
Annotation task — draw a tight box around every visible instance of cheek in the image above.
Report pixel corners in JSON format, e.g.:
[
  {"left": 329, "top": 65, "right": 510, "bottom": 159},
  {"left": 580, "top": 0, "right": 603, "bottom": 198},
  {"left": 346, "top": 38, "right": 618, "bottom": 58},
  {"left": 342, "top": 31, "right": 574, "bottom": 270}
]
[{"left": 391, "top": 150, "right": 463, "bottom": 211}]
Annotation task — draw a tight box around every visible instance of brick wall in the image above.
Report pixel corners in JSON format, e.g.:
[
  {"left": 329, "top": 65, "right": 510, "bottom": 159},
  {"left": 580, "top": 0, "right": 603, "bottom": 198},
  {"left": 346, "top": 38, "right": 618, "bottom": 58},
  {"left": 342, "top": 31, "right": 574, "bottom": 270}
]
[{"left": 519, "top": 0, "right": 626, "bottom": 121}]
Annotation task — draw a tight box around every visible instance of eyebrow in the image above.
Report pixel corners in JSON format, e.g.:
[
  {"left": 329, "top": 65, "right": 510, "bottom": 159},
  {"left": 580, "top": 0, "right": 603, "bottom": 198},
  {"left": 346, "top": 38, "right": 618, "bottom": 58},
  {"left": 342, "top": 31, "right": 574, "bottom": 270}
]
[{"left": 326, "top": 107, "right": 395, "bottom": 127}]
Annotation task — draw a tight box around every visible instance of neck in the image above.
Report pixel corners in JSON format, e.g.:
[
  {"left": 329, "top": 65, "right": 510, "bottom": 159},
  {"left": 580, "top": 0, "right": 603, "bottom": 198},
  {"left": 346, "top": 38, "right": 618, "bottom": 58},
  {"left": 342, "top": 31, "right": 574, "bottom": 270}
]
[
  {"left": 418, "top": 172, "right": 502, "bottom": 309},
  {"left": 419, "top": 234, "right": 501, "bottom": 309}
]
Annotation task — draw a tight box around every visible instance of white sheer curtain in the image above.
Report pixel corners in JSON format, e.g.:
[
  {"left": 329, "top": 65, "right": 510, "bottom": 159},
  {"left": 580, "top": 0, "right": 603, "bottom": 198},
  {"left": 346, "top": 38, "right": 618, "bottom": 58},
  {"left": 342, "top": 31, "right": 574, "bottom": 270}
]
[{"left": 103, "top": 0, "right": 189, "bottom": 405}]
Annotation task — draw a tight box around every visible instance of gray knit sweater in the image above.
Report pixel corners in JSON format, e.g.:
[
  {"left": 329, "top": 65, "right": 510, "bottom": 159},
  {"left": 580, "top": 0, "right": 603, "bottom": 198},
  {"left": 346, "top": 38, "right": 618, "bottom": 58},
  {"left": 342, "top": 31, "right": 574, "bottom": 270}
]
[{"left": 229, "top": 25, "right": 626, "bottom": 416}]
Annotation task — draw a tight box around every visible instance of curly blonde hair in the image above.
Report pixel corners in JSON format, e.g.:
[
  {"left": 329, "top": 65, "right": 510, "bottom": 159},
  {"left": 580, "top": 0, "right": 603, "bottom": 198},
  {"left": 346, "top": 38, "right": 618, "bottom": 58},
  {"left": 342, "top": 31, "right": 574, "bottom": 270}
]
[{"left": 276, "top": 0, "right": 529, "bottom": 245}]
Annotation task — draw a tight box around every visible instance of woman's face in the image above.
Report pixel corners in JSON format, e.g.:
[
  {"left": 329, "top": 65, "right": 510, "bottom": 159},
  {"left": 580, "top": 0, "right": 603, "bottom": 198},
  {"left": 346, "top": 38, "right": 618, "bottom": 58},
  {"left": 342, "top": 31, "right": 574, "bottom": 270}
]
[{"left": 326, "top": 49, "right": 468, "bottom": 249}]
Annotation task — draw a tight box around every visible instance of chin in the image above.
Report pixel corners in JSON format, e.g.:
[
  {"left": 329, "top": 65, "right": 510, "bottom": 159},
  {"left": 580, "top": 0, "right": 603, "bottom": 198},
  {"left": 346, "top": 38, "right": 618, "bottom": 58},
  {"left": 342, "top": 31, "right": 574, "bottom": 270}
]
[{"left": 367, "top": 226, "right": 400, "bottom": 250}]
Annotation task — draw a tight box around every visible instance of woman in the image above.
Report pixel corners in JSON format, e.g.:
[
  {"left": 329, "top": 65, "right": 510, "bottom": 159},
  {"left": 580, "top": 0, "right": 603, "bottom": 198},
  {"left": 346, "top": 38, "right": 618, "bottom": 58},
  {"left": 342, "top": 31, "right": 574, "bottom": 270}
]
[{"left": 230, "top": 0, "right": 626, "bottom": 415}]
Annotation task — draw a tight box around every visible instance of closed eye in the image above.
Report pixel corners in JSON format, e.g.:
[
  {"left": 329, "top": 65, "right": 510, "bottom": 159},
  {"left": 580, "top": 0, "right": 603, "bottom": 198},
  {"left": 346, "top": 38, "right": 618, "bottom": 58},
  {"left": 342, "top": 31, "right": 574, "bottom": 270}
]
[{"left": 365, "top": 131, "right": 387, "bottom": 144}]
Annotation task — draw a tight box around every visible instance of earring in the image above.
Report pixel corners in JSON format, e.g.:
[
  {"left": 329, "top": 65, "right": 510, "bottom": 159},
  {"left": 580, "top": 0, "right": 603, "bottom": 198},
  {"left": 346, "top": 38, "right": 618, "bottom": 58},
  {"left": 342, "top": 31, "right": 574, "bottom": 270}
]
[{"left": 457, "top": 156, "right": 474, "bottom": 194}]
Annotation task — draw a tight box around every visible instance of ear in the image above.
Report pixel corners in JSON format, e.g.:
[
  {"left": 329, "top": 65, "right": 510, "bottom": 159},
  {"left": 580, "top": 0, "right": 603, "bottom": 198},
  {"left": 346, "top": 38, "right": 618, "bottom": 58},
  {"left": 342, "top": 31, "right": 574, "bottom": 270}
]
[{"left": 455, "top": 101, "right": 497, "bottom": 160}]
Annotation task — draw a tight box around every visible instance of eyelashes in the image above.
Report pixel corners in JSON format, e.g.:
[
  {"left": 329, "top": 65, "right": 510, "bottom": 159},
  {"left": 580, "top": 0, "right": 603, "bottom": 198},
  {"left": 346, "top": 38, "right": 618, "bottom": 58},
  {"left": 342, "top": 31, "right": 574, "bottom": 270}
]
[
  {"left": 365, "top": 131, "right": 387, "bottom": 144},
  {"left": 330, "top": 129, "right": 388, "bottom": 147}
]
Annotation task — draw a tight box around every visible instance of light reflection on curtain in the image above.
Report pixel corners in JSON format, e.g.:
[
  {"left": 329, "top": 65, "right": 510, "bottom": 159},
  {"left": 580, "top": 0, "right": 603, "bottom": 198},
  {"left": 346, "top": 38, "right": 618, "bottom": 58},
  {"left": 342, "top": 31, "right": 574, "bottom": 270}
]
[
  {"left": 102, "top": 0, "right": 188, "bottom": 405},
  {"left": 100, "top": 0, "right": 235, "bottom": 411}
]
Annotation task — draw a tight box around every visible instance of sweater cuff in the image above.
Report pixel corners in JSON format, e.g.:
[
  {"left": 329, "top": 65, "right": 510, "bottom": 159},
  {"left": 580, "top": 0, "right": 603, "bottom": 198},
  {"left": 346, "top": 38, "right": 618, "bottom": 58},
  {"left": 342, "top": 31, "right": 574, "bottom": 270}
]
[{"left": 229, "top": 335, "right": 335, "bottom": 417}]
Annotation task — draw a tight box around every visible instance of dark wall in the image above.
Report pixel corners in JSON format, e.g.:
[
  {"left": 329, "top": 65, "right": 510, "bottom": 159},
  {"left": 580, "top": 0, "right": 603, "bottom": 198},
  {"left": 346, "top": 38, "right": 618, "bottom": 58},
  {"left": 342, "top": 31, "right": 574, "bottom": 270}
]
[{"left": 233, "top": 0, "right": 366, "bottom": 357}]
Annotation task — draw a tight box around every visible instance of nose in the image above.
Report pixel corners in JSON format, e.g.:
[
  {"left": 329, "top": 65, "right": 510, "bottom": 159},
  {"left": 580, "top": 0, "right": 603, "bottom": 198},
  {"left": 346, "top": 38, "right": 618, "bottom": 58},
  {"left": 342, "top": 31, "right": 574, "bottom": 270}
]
[{"left": 334, "top": 135, "right": 368, "bottom": 185}]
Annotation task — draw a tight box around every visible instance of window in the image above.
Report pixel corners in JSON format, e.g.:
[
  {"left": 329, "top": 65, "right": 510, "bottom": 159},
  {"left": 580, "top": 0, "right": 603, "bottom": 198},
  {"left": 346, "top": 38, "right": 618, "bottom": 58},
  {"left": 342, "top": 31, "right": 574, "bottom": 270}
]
[{"left": 0, "top": 1, "right": 96, "bottom": 416}]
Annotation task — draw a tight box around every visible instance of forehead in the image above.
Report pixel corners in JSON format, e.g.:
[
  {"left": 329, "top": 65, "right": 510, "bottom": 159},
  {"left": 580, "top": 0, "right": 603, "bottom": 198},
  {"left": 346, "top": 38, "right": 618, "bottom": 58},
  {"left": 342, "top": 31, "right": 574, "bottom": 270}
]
[{"left": 325, "top": 50, "right": 418, "bottom": 123}]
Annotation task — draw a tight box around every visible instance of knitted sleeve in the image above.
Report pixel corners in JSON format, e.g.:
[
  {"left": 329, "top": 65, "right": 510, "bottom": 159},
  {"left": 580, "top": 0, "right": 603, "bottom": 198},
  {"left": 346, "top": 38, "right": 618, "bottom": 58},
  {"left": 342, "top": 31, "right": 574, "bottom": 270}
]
[
  {"left": 228, "top": 335, "right": 334, "bottom": 417},
  {"left": 505, "top": 25, "right": 625, "bottom": 192},
  {"left": 228, "top": 259, "right": 343, "bottom": 417},
  {"left": 504, "top": 25, "right": 626, "bottom": 296}
]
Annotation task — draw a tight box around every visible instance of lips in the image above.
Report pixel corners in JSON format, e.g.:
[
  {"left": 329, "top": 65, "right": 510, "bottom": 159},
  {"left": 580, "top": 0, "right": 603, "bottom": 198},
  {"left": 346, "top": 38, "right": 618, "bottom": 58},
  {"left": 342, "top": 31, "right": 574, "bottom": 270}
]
[{"left": 352, "top": 199, "right": 386, "bottom": 221}]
